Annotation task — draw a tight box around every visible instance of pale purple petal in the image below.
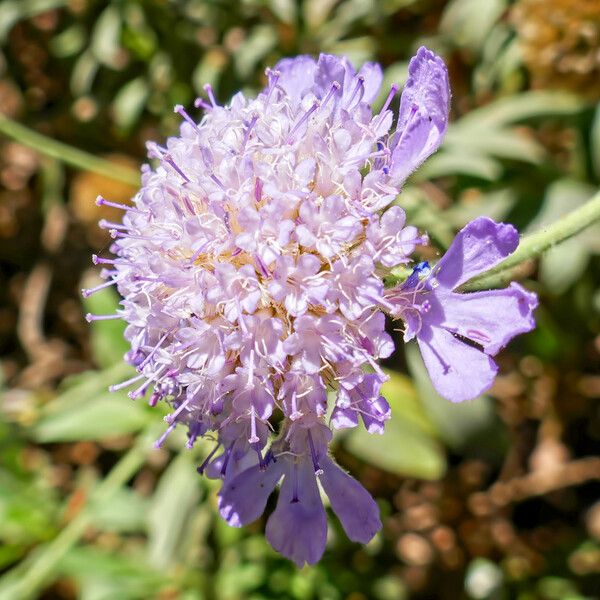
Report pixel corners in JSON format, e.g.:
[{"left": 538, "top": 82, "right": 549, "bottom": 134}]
[
  {"left": 219, "top": 461, "right": 285, "bottom": 527},
  {"left": 320, "top": 457, "right": 381, "bottom": 543},
  {"left": 265, "top": 460, "right": 327, "bottom": 567},
  {"left": 389, "top": 47, "right": 450, "bottom": 185},
  {"left": 433, "top": 284, "right": 538, "bottom": 355},
  {"left": 331, "top": 406, "right": 359, "bottom": 429},
  {"left": 358, "top": 62, "right": 384, "bottom": 105},
  {"left": 273, "top": 56, "right": 317, "bottom": 104},
  {"left": 435, "top": 217, "right": 520, "bottom": 289},
  {"left": 417, "top": 323, "right": 498, "bottom": 402}
]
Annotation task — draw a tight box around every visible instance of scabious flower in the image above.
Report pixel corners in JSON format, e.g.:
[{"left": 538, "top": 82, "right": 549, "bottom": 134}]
[{"left": 85, "top": 47, "right": 537, "bottom": 566}]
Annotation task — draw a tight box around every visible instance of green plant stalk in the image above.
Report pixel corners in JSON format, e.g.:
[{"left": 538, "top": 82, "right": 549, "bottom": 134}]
[
  {"left": 385, "top": 190, "right": 600, "bottom": 290},
  {"left": 0, "top": 425, "right": 160, "bottom": 600},
  {"left": 464, "top": 189, "right": 600, "bottom": 290},
  {"left": 0, "top": 115, "right": 140, "bottom": 187}
]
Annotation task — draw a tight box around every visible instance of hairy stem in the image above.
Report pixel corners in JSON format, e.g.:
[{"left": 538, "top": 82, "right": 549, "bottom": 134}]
[
  {"left": 0, "top": 114, "right": 140, "bottom": 187},
  {"left": 385, "top": 190, "right": 600, "bottom": 289},
  {"left": 464, "top": 189, "right": 600, "bottom": 290}
]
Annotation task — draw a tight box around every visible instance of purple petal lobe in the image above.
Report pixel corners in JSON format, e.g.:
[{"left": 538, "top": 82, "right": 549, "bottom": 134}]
[
  {"left": 273, "top": 56, "right": 317, "bottom": 104},
  {"left": 389, "top": 46, "right": 450, "bottom": 185},
  {"left": 435, "top": 217, "right": 519, "bottom": 289},
  {"left": 219, "top": 461, "right": 284, "bottom": 527},
  {"left": 434, "top": 284, "right": 538, "bottom": 355},
  {"left": 417, "top": 324, "right": 498, "bottom": 402},
  {"left": 320, "top": 457, "right": 381, "bottom": 543},
  {"left": 266, "top": 460, "right": 327, "bottom": 567}
]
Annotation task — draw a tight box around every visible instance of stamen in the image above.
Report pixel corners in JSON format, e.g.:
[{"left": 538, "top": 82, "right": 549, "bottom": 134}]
[
  {"left": 220, "top": 443, "right": 235, "bottom": 476},
  {"left": 194, "top": 97, "right": 212, "bottom": 110},
  {"left": 291, "top": 462, "right": 299, "bottom": 503},
  {"left": 380, "top": 83, "right": 399, "bottom": 115},
  {"left": 137, "top": 330, "right": 171, "bottom": 370},
  {"left": 248, "top": 407, "right": 259, "bottom": 444},
  {"left": 95, "top": 196, "right": 139, "bottom": 212},
  {"left": 154, "top": 422, "right": 177, "bottom": 448},
  {"left": 288, "top": 101, "right": 319, "bottom": 141},
  {"left": 240, "top": 112, "right": 259, "bottom": 153},
  {"left": 174, "top": 104, "right": 201, "bottom": 132},
  {"left": 322, "top": 81, "right": 341, "bottom": 108},
  {"left": 186, "top": 421, "right": 205, "bottom": 449},
  {"left": 98, "top": 219, "right": 128, "bottom": 231},
  {"left": 128, "top": 378, "right": 152, "bottom": 400},
  {"left": 252, "top": 441, "right": 266, "bottom": 471},
  {"left": 203, "top": 83, "right": 218, "bottom": 108},
  {"left": 92, "top": 255, "right": 130, "bottom": 266},
  {"left": 307, "top": 430, "right": 323, "bottom": 475},
  {"left": 81, "top": 278, "right": 118, "bottom": 298},
  {"left": 164, "top": 155, "right": 191, "bottom": 183},
  {"left": 197, "top": 443, "right": 221, "bottom": 474},
  {"left": 108, "top": 372, "right": 145, "bottom": 392},
  {"left": 85, "top": 313, "right": 122, "bottom": 322},
  {"left": 264, "top": 68, "right": 280, "bottom": 105},
  {"left": 345, "top": 75, "right": 364, "bottom": 108},
  {"left": 165, "top": 396, "right": 192, "bottom": 424}
]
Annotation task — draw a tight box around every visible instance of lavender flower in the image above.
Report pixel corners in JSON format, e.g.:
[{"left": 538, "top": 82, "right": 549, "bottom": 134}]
[
  {"left": 85, "top": 47, "right": 536, "bottom": 566},
  {"left": 386, "top": 218, "right": 539, "bottom": 402}
]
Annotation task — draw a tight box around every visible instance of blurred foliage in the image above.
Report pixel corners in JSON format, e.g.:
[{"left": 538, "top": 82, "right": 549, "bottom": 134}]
[{"left": 0, "top": 0, "right": 599, "bottom": 599}]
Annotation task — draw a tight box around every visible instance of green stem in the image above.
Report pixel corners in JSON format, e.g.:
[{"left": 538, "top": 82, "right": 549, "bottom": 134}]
[
  {"left": 464, "top": 189, "right": 600, "bottom": 290},
  {"left": 0, "top": 115, "right": 140, "bottom": 187},
  {"left": 0, "top": 426, "right": 159, "bottom": 600},
  {"left": 385, "top": 190, "right": 600, "bottom": 290}
]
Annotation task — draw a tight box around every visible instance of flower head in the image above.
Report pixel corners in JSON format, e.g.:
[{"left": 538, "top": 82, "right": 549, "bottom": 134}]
[{"left": 86, "top": 47, "right": 536, "bottom": 566}]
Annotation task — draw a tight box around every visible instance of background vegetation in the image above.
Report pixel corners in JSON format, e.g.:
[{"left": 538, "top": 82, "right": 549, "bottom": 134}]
[{"left": 0, "top": 1, "right": 599, "bottom": 598}]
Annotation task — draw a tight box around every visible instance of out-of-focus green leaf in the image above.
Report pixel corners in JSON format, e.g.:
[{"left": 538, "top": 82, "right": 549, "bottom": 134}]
[
  {"left": 0, "top": 0, "right": 68, "bottom": 42},
  {"left": 345, "top": 371, "right": 445, "bottom": 479},
  {"left": 112, "top": 77, "right": 149, "bottom": 130},
  {"left": 440, "top": 0, "right": 506, "bottom": 51},
  {"left": 268, "top": 0, "right": 297, "bottom": 24},
  {"left": 91, "top": 5, "right": 122, "bottom": 69},
  {"left": 406, "top": 344, "right": 506, "bottom": 457},
  {"left": 50, "top": 24, "right": 86, "bottom": 58},
  {"left": 0, "top": 471, "right": 57, "bottom": 545},
  {"left": 234, "top": 25, "right": 278, "bottom": 79},
  {"left": 381, "top": 370, "right": 437, "bottom": 436},
  {"left": 401, "top": 187, "right": 457, "bottom": 249},
  {"left": 81, "top": 273, "right": 129, "bottom": 369},
  {"left": 147, "top": 452, "right": 202, "bottom": 568},
  {"left": 526, "top": 179, "right": 600, "bottom": 294},
  {"left": 415, "top": 151, "right": 503, "bottom": 181},
  {"left": 445, "top": 125, "right": 545, "bottom": 164},
  {"left": 459, "top": 91, "right": 586, "bottom": 128},
  {"left": 91, "top": 488, "right": 149, "bottom": 533},
  {"left": 59, "top": 547, "right": 169, "bottom": 600},
  {"left": 31, "top": 391, "right": 151, "bottom": 442},
  {"left": 70, "top": 50, "right": 100, "bottom": 96},
  {"left": 303, "top": 0, "right": 340, "bottom": 30},
  {"left": 445, "top": 188, "right": 516, "bottom": 227}
]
